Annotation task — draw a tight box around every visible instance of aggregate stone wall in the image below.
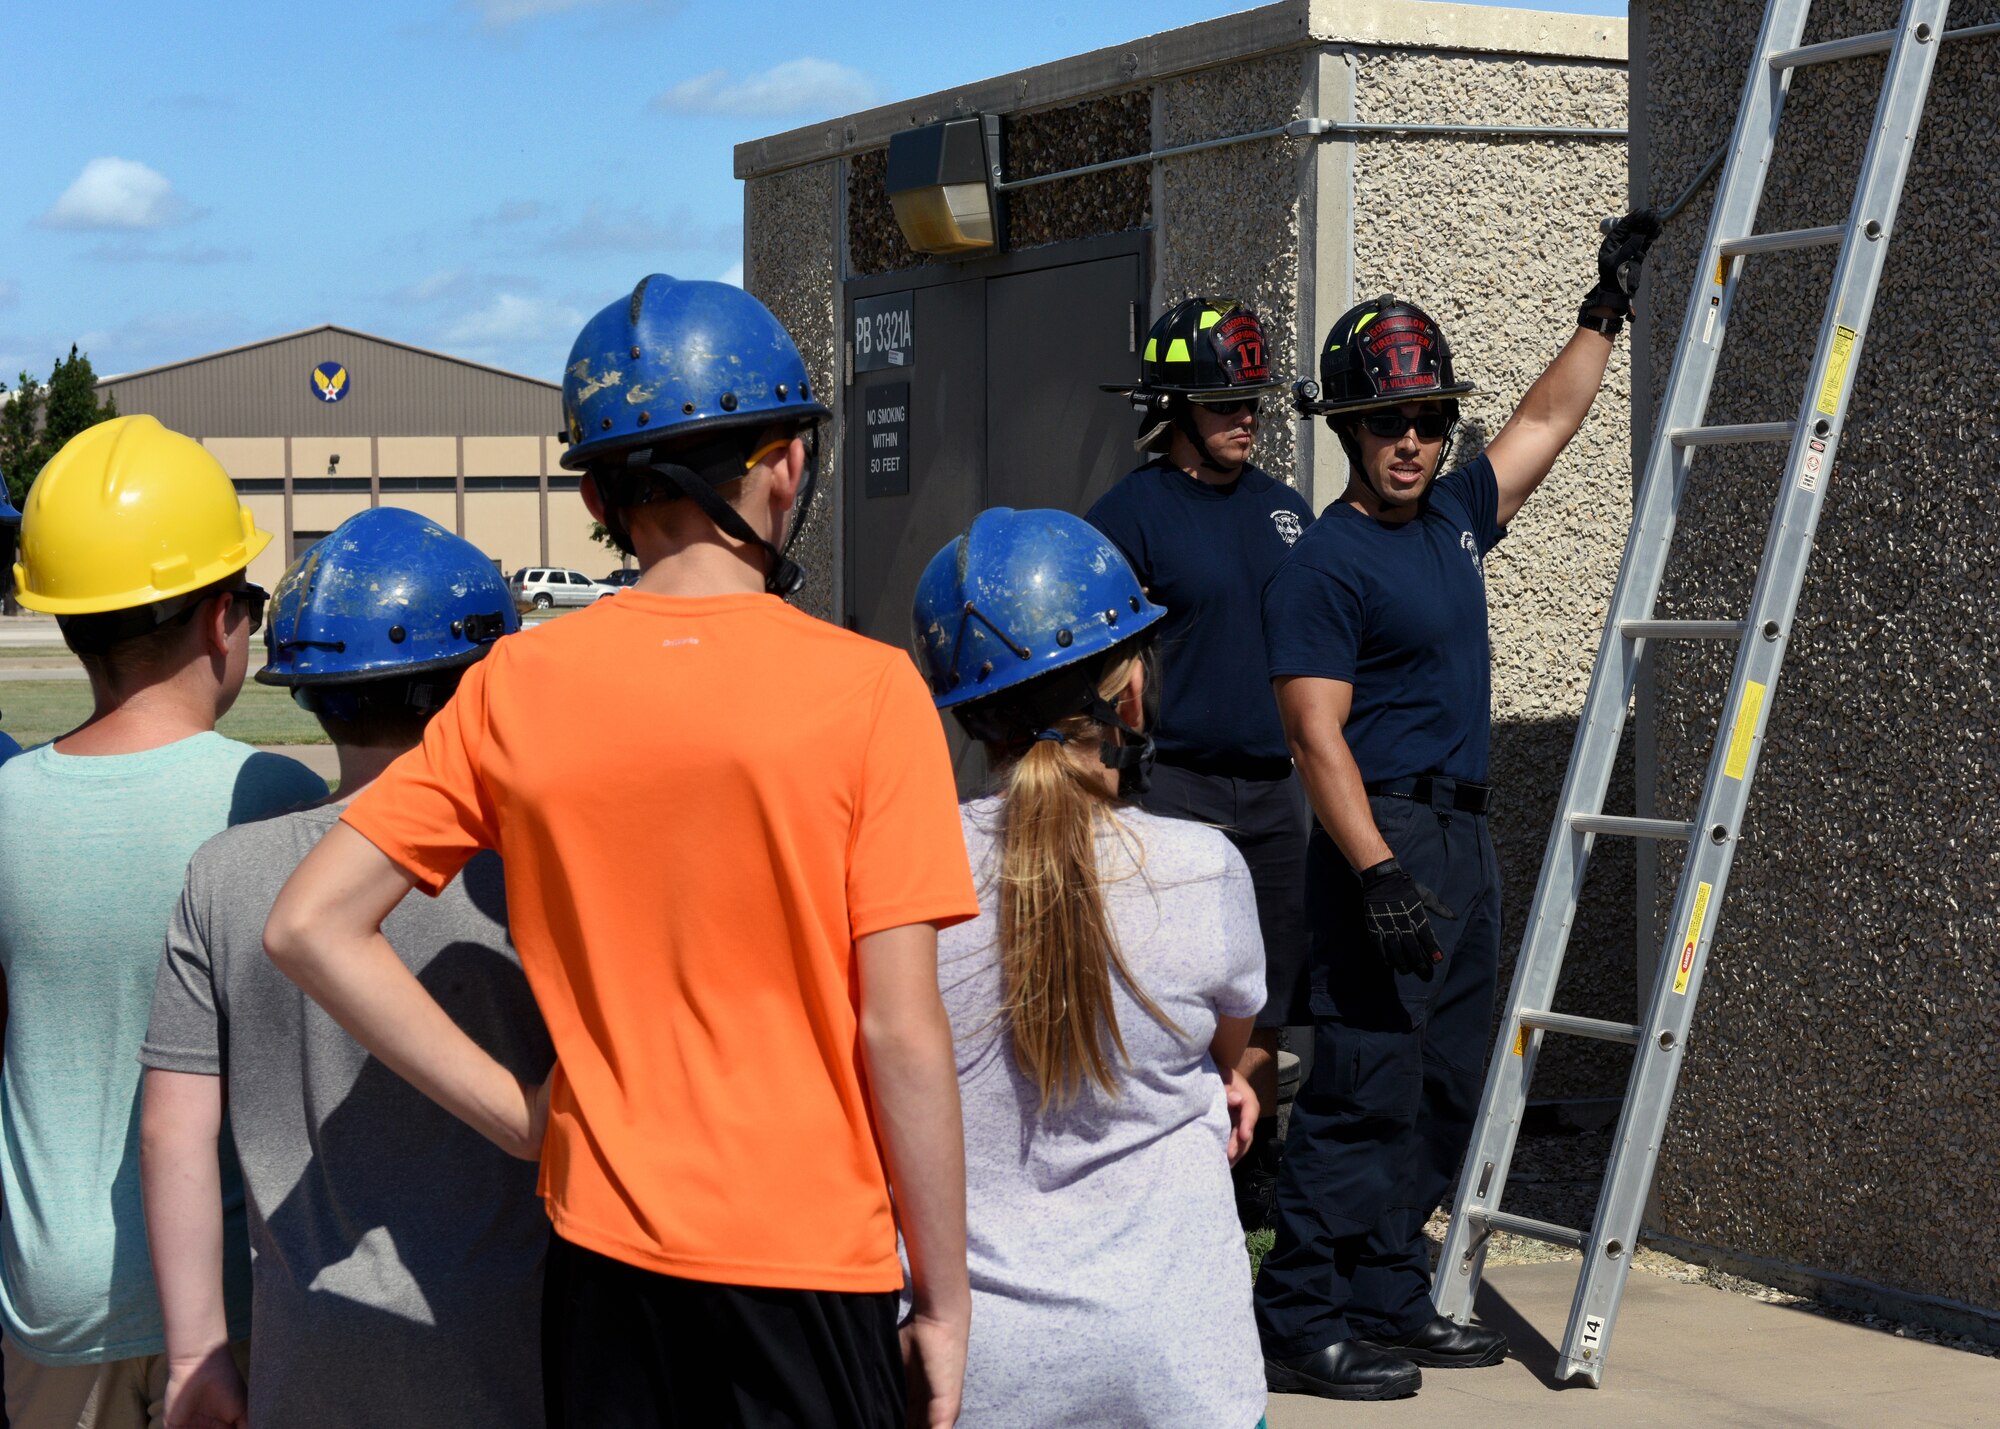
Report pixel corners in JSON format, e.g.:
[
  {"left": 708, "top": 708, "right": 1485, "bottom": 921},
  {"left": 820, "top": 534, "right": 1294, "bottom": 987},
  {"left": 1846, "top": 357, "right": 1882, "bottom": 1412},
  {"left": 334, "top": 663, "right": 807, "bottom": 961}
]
[
  {"left": 1156, "top": 50, "right": 1312, "bottom": 487},
  {"left": 1352, "top": 48, "right": 1634, "bottom": 1096},
  {"left": 745, "top": 160, "right": 840, "bottom": 623},
  {"left": 1641, "top": 0, "right": 2000, "bottom": 1314}
]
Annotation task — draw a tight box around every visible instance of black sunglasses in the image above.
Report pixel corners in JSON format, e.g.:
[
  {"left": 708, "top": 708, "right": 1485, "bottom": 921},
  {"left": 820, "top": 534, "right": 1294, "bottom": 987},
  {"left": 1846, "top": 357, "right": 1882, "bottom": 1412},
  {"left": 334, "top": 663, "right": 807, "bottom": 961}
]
[
  {"left": 1191, "top": 397, "right": 1262, "bottom": 418},
  {"left": 1360, "top": 409, "right": 1454, "bottom": 441},
  {"left": 229, "top": 583, "right": 269, "bottom": 637}
]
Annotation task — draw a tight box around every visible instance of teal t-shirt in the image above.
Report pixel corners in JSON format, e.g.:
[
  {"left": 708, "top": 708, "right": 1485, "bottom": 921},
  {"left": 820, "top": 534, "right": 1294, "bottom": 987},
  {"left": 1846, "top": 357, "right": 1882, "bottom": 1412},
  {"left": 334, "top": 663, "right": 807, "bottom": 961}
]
[{"left": 0, "top": 732, "right": 326, "bottom": 1365}]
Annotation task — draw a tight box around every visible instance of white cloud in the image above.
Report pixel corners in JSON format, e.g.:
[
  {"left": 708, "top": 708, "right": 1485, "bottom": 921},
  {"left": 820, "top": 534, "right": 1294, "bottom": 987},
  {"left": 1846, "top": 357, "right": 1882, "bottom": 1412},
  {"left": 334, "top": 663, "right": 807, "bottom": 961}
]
[
  {"left": 653, "top": 58, "right": 877, "bottom": 118},
  {"left": 464, "top": 0, "right": 667, "bottom": 27},
  {"left": 84, "top": 240, "right": 245, "bottom": 265},
  {"left": 440, "top": 293, "right": 583, "bottom": 348},
  {"left": 541, "top": 204, "right": 738, "bottom": 254},
  {"left": 398, "top": 270, "right": 470, "bottom": 304},
  {"left": 74, "top": 310, "right": 249, "bottom": 371},
  {"left": 482, "top": 199, "right": 545, "bottom": 225},
  {"left": 718, "top": 260, "right": 744, "bottom": 287},
  {"left": 40, "top": 158, "right": 193, "bottom": 232}
]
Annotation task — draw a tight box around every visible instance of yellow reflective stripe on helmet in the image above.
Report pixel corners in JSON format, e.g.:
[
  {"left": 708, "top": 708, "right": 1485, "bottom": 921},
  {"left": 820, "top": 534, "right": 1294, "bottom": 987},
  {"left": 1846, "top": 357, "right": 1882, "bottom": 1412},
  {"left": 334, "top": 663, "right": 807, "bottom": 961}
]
[
  {"left": 1199, "top": 309, "right": 1222, "bottom": 329},
  {"left": 1165, "top": 338, "right": 1192, "bottom": 363},
  {"left": 1353, "top": 311, "right": 1379, "bottom": 334},
  {"left": 1144, "top": 337, "right": 1159, "bottom": 362}
]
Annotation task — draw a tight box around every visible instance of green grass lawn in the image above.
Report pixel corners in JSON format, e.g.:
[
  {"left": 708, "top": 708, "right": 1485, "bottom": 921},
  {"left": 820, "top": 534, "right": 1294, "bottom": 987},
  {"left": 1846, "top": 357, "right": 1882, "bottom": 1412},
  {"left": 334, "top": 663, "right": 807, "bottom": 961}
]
[
  {"left": 0, "top": 645, "right": 77, "bottom": 663},
  {"left": 0, "top": 680, "right": 327, "bottom": 748}
]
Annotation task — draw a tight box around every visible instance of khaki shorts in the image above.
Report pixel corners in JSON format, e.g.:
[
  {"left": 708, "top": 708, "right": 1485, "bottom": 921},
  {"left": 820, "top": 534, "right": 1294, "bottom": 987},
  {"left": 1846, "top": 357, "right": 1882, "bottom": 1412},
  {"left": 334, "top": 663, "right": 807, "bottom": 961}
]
[{"left": 2, "top": 1337, "right": 249, "bottom": 1429}]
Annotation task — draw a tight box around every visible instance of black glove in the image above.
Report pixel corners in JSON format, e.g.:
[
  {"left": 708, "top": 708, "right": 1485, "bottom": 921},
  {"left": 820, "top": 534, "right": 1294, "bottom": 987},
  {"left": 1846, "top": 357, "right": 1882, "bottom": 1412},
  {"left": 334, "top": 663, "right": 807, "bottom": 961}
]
[
  {"left": 1583, "top": 208, "right": 1663, "bottom": 317},
  {"left": 1358, "top": 857, "right": 1456, "bottom": 977}
]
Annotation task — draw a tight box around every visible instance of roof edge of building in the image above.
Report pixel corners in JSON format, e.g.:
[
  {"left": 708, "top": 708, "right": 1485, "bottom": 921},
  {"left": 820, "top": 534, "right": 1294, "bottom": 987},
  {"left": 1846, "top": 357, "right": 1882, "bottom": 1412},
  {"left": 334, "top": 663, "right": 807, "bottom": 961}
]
[
  {"left": 733, "top": 0, "right": 1625, "bottom": 180},
  {"left": 96, "top": 323, "right": 562, "bottom": 391}
]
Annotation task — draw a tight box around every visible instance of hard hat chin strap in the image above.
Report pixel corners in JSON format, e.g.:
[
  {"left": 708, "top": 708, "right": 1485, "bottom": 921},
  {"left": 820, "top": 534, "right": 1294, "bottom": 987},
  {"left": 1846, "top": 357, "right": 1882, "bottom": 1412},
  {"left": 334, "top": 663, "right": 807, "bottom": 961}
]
[
  {"left": 1169, "top": 397, "right": 1244, "bottom": 480},
  {"left": 618, "top": 427, "right": 820, "bottom": 599},
  {"left": 1087, "top": 692, "right": 1155, "bottom": 798}
]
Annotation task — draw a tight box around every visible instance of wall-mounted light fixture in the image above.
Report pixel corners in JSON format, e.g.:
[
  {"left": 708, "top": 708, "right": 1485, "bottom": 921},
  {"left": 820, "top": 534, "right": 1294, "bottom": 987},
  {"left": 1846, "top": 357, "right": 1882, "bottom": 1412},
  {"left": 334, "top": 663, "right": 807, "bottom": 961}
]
[{"left": 886, "top": 114, "right": 1003, "bottom": 256}]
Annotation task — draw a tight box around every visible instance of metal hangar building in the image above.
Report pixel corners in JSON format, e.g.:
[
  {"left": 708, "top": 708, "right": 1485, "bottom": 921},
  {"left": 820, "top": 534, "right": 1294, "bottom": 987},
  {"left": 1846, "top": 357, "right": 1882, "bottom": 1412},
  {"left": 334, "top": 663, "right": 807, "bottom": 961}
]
[{"left": 96, "top": 324, "right": 606, "bottom": 593}]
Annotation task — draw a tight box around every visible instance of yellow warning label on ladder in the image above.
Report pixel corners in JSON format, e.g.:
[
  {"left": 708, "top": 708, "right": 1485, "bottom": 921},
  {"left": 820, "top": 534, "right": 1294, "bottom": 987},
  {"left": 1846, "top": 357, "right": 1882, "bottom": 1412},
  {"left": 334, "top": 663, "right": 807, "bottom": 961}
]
[
  {"left": 1723, "top": 680, "right": 1766, "bottom": 780},
  {"left": 1673, "top": 881, "right": 1713, "bottom": 996},
  {"left": 1815, "top": 325, "right": 1858, "bottom": 415}
]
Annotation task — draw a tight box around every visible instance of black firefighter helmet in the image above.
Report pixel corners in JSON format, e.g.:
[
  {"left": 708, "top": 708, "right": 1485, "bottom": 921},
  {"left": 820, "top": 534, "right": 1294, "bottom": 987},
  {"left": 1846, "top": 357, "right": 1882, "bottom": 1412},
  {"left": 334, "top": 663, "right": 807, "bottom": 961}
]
[
  {"left": 1295, "top": 295, "right": 1476, "bottom": 423},
  {"left": 1105, "top": 297, "right": 1286, "bottom": 405},
  {"left": 1103, "top": 297, "right": 1285, "bottom": 463}
]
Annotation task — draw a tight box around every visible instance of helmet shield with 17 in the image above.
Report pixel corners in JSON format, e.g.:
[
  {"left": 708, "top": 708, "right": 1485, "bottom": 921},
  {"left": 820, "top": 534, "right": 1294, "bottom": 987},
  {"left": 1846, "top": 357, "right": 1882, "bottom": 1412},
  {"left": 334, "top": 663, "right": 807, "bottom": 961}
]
[{"left": 1296, "top": 295, "right": 1476, "bottom": 421}]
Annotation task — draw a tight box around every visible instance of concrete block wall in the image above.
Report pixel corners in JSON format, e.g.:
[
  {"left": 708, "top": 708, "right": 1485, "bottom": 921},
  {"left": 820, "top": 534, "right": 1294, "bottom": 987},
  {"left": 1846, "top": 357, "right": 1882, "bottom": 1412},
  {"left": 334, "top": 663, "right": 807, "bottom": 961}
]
[
  {"left": 1637, "top": 0, "right": 2000, "bottom": 1322},
  {"left": 745, "top": 160, "right": 841, "bottom": 622},
  {"left": 743, "top": 2, "right": 1636, "bottom": 1099}
]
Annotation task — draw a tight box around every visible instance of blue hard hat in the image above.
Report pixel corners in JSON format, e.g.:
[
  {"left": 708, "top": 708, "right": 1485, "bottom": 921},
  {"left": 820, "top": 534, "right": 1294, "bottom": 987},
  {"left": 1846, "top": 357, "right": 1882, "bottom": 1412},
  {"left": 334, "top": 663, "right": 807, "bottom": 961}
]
[
  {"left": 0, "top": 476, "right": 19, "bottom": 525},
  {"left": 913, "top": 508, "right": 1165, "bottom": 738},
  {"left": 257, "top": 507, "right": 518, "bottom": 690},
  {"left": 559, "top": 275, "right": 829, "bottom": 471}
]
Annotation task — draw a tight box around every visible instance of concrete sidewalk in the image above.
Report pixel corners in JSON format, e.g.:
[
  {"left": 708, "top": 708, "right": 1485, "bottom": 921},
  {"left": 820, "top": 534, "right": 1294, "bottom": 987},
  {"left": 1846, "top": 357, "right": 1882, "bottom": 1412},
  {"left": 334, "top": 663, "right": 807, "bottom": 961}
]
[{"left": 1266, "top": 1261, "right": 1998, "bottom": 1427}]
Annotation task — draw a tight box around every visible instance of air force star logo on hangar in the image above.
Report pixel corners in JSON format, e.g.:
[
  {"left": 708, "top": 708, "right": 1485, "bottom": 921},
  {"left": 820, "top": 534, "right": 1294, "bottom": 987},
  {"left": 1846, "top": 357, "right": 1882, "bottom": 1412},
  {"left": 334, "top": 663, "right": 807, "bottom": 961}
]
[{"left": 312, "top": 362, "right": 350, "bottom": 403}]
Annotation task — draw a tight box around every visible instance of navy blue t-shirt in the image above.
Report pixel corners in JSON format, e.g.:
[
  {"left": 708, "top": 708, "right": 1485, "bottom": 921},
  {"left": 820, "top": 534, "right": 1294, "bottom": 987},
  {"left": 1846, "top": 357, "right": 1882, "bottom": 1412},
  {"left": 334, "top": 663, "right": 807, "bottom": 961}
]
[
  {"left": 1087, "top": 460, "right": 1314, "bottom": 766},
  {"left": 1262, "top": 455, "right": 1505, "bottom": 784}
]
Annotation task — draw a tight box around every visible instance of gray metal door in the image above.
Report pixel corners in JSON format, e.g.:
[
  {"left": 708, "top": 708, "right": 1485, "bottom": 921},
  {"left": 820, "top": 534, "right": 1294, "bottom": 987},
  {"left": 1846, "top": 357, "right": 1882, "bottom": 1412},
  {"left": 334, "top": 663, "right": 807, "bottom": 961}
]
[
  {"left": 843, "top": 241, "right": 1147, "bottom": 794},
  {"left": 985, "top": 255, "right": 1141, "bottom": 515}
]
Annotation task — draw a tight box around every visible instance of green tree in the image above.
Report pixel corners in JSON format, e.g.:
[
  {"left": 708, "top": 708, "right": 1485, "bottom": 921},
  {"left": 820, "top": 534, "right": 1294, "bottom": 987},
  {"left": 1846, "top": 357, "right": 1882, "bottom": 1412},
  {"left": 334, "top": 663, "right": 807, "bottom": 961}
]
[
  {"left": 0, "top": 373, "right": 43, "bottom": 508},
  {"left": 0, "top": 346, "right": 117, "bottom": 505}
]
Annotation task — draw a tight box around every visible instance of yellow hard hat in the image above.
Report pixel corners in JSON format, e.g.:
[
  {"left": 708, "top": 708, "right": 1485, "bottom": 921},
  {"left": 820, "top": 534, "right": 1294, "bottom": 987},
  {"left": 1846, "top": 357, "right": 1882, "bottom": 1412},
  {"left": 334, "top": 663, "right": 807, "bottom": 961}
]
[{"left": 13, "top": 415, "right": 270, "bottom": 616}]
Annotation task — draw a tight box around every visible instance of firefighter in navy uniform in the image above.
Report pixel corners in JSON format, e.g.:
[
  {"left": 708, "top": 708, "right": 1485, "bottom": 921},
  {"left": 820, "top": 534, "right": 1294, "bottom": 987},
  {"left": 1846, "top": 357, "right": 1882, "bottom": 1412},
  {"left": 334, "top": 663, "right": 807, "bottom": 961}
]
[
  {"left": 1253, "top": 212, "right": 1661, "bottom": 1401},
  {"left": 1087, "top": 297, "right": 1315, "bottom": 1228}
]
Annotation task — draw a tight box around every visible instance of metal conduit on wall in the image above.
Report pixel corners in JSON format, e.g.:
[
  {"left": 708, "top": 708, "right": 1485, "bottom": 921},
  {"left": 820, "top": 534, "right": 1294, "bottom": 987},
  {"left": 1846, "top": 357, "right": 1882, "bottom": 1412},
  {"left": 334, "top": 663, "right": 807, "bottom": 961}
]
[{"left": 994, "top": 115, "right": 1629, "bottom": 193}]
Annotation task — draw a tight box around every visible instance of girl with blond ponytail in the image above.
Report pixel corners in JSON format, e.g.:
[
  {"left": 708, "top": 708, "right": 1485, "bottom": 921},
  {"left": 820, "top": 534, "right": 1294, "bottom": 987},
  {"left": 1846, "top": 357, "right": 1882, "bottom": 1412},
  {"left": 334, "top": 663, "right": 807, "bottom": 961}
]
[{"left": 912, "top": 508, "right": 1268, "bottom": 1429}]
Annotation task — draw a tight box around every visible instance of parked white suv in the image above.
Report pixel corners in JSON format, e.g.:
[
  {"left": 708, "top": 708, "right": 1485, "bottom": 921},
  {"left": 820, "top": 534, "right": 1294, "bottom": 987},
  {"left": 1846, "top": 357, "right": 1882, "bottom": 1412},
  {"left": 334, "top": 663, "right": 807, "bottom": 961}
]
[{"left": 509, "top": 567, "right": 616, "bottom": 610}]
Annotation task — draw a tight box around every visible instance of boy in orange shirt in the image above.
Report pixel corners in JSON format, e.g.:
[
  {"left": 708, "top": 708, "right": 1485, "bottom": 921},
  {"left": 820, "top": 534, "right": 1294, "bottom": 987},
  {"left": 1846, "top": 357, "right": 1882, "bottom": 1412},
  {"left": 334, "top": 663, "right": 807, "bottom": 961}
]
[{"left": 266, "top": 277, "right": 978, "bottom": 1428}]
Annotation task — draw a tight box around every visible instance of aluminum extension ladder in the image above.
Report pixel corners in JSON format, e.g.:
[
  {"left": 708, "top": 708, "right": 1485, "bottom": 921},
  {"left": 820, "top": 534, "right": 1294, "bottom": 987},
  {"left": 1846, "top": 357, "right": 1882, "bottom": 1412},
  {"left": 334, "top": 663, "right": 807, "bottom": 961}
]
[{"left": 1432, "top": 0, "right": 1950, "bottom": 1387}]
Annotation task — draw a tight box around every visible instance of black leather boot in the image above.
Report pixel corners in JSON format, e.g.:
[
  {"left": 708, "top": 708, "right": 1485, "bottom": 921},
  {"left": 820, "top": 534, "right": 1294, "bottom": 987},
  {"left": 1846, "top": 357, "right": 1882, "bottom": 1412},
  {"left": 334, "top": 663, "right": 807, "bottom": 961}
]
[
  {"left": 1264, "top": 1341, "right": 1422, "bottom": 1400},
  {"left": 1360, "top": 1314, "right": 1509, "bottom": 1368}
]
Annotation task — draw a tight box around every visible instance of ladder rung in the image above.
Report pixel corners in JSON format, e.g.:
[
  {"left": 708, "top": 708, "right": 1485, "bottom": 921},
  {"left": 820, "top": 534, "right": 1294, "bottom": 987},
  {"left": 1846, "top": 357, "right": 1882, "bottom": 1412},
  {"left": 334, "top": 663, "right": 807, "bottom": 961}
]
[
  {"left": 1718, "top": 224, "right": 1846, "bottom": 256},
  {"left": 1568, "top": 814, "right": 1695, "bottom": 841},
  {"left": 1619, "top": 619, "right": 1746, "bottom": 640},
  {"left": 1669, "top": 421, "right": 1795, "bottom": 447},
  {"left": 1767, "top": 29, "right": 1896, "bottom": 69},
  {"left": 1472, "top": 1209, "right": 1588, "bottom": 1251},
  {"left": 1519, "top": 1009, "right": 1645, "bottom": 1046}
]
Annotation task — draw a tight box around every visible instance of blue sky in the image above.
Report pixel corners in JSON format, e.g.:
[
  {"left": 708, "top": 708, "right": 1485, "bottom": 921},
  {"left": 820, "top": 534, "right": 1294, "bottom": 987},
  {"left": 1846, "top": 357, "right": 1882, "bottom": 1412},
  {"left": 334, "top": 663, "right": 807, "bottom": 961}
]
[{"left": 2, "top": 0, "right": 1622, "bottom": 386}]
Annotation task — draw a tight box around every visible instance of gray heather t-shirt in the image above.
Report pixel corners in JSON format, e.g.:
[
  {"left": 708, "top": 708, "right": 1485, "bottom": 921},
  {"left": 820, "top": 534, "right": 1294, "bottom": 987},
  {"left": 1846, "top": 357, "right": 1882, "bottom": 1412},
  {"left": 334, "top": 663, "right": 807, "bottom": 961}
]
[
  {"left": 940, "top": 797, "right": 1267, "bottom": 1429},
  {"left": 141, "top": 805, "right": 553, "bottom": 1429}
]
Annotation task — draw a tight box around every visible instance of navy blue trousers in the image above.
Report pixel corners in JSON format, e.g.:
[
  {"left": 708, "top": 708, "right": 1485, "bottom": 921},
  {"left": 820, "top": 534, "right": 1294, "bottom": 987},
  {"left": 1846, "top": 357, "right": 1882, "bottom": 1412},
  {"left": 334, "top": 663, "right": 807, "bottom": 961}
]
[{"left": 1254, "top": 783, "right": 1502, "bottom": 1355}]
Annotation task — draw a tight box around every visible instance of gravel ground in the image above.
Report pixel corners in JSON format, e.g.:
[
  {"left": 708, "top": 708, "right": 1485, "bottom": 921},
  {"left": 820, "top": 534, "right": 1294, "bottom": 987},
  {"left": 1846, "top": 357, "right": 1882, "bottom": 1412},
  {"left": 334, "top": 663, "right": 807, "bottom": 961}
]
[{"left": 1420, "top": 1124, "right": 2000, "bottom": 1359}]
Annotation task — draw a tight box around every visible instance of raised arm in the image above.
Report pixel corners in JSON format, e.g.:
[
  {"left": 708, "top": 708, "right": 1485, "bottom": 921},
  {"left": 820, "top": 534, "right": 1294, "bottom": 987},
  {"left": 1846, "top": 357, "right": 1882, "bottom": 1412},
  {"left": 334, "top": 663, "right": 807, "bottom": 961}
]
[
  {"left": 1483, "top": 327, "right": 1617, "bottom": 526},
  {"left": 1483, "top": 209, "right": 1663, "bottom": 525},
  {"left": 854, "top": 920, "right": 969, "bottom": 1429},
  {"left": 264, "top": 822, "right": 547, "bottom": 1160}
]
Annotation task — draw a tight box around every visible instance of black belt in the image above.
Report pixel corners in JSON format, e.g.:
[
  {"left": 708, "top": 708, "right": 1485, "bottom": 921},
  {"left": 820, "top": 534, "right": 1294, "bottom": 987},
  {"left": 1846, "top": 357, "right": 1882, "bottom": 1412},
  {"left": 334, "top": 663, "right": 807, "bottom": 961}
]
[
  {"left": 1366, "top": 775, "right": 1492, "bottom": 815},
  {"left": 1157, "top": 754, "right": 1295, "bottom": 782}
]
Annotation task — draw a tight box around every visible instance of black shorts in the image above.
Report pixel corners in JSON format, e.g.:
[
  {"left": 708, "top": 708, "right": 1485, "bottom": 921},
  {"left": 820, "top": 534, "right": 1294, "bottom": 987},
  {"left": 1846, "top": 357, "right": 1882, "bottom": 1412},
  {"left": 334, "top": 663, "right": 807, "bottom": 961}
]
[
  {"left": 1142, "top": 761, "right": 1312, "bottom": 1028},
  {"left": 542, "top": 1235, "right": 905, "bottom": 1428}
]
